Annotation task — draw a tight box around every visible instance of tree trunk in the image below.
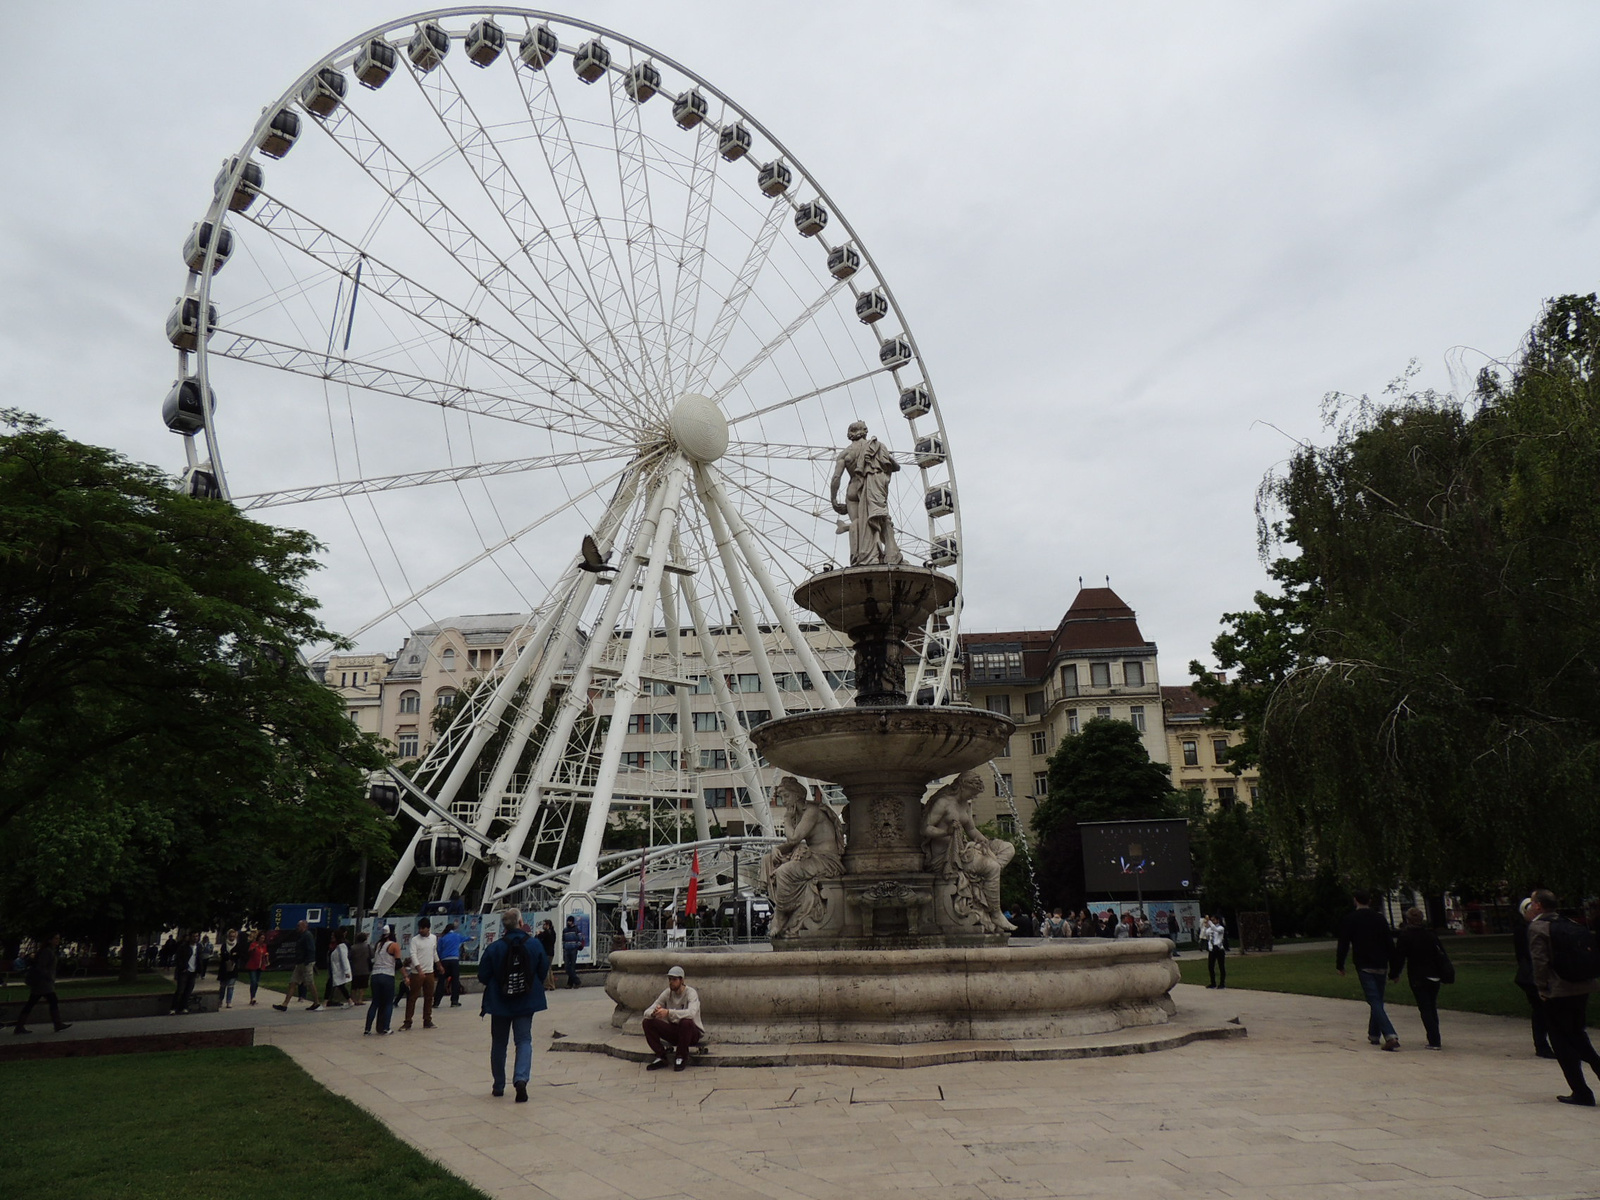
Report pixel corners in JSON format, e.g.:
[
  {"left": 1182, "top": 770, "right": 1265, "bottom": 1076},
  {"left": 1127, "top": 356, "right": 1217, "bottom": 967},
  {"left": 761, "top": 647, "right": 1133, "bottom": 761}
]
[{"left": 119, "top": 917, "right": 140, "bottom": 983}]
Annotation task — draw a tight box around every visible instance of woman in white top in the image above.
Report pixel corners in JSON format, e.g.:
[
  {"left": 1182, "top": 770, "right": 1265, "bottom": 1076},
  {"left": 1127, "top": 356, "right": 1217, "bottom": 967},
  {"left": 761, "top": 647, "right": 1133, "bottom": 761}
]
[
  {"left": 364, "top": 927, "right": 403, "bottom": 1035},
  {"left": 326, "top": 930, "right": 353, "bottom": 1007}
]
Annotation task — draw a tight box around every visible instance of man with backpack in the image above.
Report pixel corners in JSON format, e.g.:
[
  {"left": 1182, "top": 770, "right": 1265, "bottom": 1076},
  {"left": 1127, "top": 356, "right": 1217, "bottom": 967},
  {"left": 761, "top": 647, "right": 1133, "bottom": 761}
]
[
  {"left": 476, "top": 908, "right": 549, "bottom": 1103},
  {"left": 561, "top": 916, "right": 585, "bottom": 988},
  {"left": 1526, "top": 889, "right": 1600, "bottom": 1106}
]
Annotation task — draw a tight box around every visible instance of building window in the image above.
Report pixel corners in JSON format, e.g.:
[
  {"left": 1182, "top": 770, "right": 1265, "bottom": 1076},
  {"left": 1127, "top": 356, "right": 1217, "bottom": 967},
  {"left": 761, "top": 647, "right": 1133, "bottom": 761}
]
[
  {"left": 738, "top": 709, "right": 771, "bottom": 729},
  {"left": 1217, "top": 786, "right": 1236, "bottom": 809},
  {"left": 349, "top": 710, "right": 360, "bottom": 723},
  {"left": 1026, "top": 691, "right": 1044, "bottom": 717},
  {"left": 1030, "top": 730, "right": 1048, "bottom": 756},
  {"left": 397, "top": 732, "right": 419, "bottom": 757},
  {"left": 1124, "top": 661, "right": 1145, "bottom": 687},
  {"left": 649, "top": 680, "right": 677, "bottom": 696},
  {"left": 398, "top": 691, "right": 421, "bottom": 714},
  {"left": 1090, "top": 662, "right": 1111, "bottom": 688},
  {"left": 969, "top": 647, "right": 1023, "bottom": 680},
  {"left": 699, "top": 749, "right": 728, "bottom": 770},
  {"left": 692, "top": 711, "right": 723, "bottom": 733},
  {"left": 1213, "top": 738, "right": 1230, "bottom": 765},
  {"left": 986, "top": 694, "right": 1012, "bottom": 717},
  {"left": 1096, "top": 706, "right": 1111, "bottom": 719},
  {"left": 703, "top": 787, "right": 733, "bottom": 808},
  {"left": 1129, "top": 705, "right": 1145, "bottom": 732},
  {"left": 1034, "top": 771, "right": 1049, "bottom": 796},
  {"left": 732, "top": 673, "right": 763, "bottom": 693},
  {"left": 1067, "top": 709, "right": 1079, "bottom": 734},
  {"left": 441, "top": 648, "right": 455, "bottom": 671},
  {"left": 999, "top": 773, "right": 1013, "bottom": 796},
  {"left": 690, "top": 675, "right": 713, "bottom": 694},
  {"left": 995, "top": 813, "right": 1017, "bottom": 835},
  {"left": 1250, "top": 785, "right": 1260, "bottom": 804},
  {"left": 1182, "top": 740, "right": 1198, "bottom": 766},
  {"left": 435, "top": 688, "right": 457, "bottom": 710},
  {"left": 825, "top": 669, "right": 856, "bottom": 691},
  {"left": 1060, "top": 664, "right": 1078, "bottom": 696},
  {"left": 997, "top": 738, "right": 1011, "bottom": 757}
]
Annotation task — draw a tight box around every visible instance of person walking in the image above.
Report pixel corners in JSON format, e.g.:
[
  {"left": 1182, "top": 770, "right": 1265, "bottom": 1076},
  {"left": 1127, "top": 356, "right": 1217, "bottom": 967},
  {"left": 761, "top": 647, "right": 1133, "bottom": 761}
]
[
  {"left": 1389, "top": 907, "right": 1449, "bottom": 1050},
  {"left": 435, "top": 922, "right": 465, "bottom": 1008},
  {"left": 1527, "top": 889, "right": 1600, "bottom": 1106},
  {"left": 215, "top": 928, "right": 240, "bottom": 1009},
  {"left": 1513, "top": 897, "right": 1556, "bottom": 1059},
  {"left": 364, "top": 926, "right": 403, "bottom": 1036},
  {"left": 197, "top": 935, "right": 212, "bottom": 980},
  {"left": 536, "top": 920, "right": 557, "bottom": 992},
  {"left": 561, "top": 916, "right": 585, "bottom": 989},
  {"left": 1336, "top": 890, "right": 1399, "bottom": 1050},
  {"left": 477, "top": 908, "right": 549, "bottom": 1101},
  {"left": 326, "top": 930, "right": 352, "bottom": 1007},
  {"left": 244, "top": 930, "right": 270, "bottom": 1006},
  {"left": 171, "top": 930, "right": 202, "bottom": 1014},
  {"left": 12, "top": 933, "right": 71, "bottom": 1034},
  {"left": 348, "top": 931, "right": 374, "bottom": 1007},
  {"left": 1203, "top": 915, "right": 1228, "bottom": 988},
  {"left": 272, "top": 920, "right": 322, "bottom": 1012},
  {"left": 642, "top": 965, "right": 704, "bottom": 1072},
  {"left": 401, "top": 918, "right": 439, "bottom": 1030}
]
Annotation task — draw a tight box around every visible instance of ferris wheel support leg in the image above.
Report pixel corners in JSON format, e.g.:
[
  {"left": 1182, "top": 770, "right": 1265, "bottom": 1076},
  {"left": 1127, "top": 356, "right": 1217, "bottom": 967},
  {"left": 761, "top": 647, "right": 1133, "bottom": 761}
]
[
  {"left": 373, "top": 825, "right": 426, "bottom": 918},
  {"left": 568, "top": 456, "right": 691, "bottom": 896},
  {"left": 481, "top": 466, "right": 675, "bottom": 903},
  {"left": 695, "top": 474, "right": 788, "bottom": 721},
  {"left": 658, "top": 571, "right": 708, "bottom": 843},
  {"left": 698, "top": 465, "right": 844, "bottom": 711},
  {"left": 676, "top": 566, "right": 776, "bottom": 838}
]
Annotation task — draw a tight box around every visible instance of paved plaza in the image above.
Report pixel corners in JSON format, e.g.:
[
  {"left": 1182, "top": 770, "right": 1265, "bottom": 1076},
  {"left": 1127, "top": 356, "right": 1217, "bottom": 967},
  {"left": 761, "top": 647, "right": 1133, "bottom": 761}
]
[{"left": 247, "top": 981, "right": 1600, "bottom": 1200}]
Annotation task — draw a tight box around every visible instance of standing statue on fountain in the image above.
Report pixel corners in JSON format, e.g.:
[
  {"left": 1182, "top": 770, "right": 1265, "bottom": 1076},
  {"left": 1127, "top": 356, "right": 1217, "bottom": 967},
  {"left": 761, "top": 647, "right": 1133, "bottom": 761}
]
[
  {"left": 921, "top": 770, "right": 1017, "bottom": 933},
  {"left": 830, "top": 421, "right": 903, "bottom": 566},
  {"left": 761, "top": 776, "right": 845, "bottom": 938}
]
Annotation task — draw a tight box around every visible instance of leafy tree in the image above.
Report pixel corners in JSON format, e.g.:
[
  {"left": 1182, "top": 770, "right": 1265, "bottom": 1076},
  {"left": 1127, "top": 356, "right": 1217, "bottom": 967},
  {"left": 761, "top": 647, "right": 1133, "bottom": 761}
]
[
  {"left": 1031, "top": 717, "right": 1182, "bottom": 909},
  {"left": 0, "top": 411, "right": 391, "bottom": 970},
  {"left": 1197, "top": 296, "right": 1600, "bottom": 899}
]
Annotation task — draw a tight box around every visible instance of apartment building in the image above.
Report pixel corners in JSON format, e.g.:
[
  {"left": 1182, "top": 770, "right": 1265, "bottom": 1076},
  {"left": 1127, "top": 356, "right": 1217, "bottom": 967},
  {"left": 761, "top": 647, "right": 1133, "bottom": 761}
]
[{"left": 1161, "top": 684, "right": 1259, "bottom": 809}]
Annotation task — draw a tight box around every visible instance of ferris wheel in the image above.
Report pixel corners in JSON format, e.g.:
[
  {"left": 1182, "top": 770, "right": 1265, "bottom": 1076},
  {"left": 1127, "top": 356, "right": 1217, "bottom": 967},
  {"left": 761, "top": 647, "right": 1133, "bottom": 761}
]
[{"left": 165, "top": 8, "right": 966, "bottom": 914}]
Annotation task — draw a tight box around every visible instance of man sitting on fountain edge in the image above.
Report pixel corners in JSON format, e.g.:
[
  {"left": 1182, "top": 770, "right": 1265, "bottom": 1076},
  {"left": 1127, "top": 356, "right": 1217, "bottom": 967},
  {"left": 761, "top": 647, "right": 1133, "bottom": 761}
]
[{"left": 642, "top": 964, "right": 703, "bottom": 1072}]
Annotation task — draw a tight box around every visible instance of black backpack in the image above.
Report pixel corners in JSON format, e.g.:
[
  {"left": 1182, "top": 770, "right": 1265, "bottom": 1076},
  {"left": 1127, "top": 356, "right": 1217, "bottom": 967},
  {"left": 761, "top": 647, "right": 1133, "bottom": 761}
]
[
  {"left": 501, "top": 938, "right": 533, "bottom": 999},
  {"left": 1549, "top": 917, "right": 1600, "bottom": 984}
]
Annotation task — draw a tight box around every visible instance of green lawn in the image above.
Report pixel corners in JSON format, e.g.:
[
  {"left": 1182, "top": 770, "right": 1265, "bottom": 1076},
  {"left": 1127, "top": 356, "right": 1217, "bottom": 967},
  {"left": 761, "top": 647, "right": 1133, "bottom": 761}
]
[
  {"left": 0, "top": 1047, "right": 488, "bottom": 1200},
  {"left": 1181, "top": 936, "right": 1584, "bottom": 1023}
]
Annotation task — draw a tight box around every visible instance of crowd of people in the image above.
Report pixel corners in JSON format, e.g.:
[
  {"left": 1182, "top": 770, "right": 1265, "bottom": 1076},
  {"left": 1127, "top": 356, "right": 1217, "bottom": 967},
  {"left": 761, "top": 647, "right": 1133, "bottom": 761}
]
[{"left": 1027, "top": 907, "right": 1190, "bottom": 942}]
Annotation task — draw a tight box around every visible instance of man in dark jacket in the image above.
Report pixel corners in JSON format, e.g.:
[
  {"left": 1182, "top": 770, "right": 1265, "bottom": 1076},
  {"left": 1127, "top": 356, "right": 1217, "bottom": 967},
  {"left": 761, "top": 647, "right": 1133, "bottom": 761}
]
[
  {"left": 477, "top": 909, "right": 549, "bottom": 1102},
  {"left": 1336, "top": 890, "right": 1399, "bottom": 1050},
  {"left": 1513, "top": 898, "right": 1556, "bottom": 1059},
  {"left": 1527, "top": 889, "right": 1600, "bottom": 1106},
  {"left": 561, "top": 916, "right": 585, "bottom": 988},
  {"left": 171, "top": 930, "right": 202, "bottom": 1015},
  {"left": 12, "top": 933, "right": 71, "bottom": 1034},
  {"left": 272, "top": 920, "right": 322, "bottom": 1013}
]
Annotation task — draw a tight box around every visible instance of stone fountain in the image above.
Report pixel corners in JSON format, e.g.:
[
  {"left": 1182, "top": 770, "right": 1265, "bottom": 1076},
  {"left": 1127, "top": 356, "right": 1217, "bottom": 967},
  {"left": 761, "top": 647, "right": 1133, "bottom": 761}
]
[{"left": 605, "top": 423, "right": 1179, "bottom": 1045}]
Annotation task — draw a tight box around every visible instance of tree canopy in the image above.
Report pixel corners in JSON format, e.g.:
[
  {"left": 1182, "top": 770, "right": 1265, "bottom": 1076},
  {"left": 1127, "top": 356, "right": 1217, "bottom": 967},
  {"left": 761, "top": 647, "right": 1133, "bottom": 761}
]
[
  {"left": 1196, "top": 296, "right": 1600, "bottom": 898},
  {"left": 1030, "top": 716, "right": 1182, "bottom": 908},
  {"left": 0, "top": 411, "right": 392, "bottom": 948}
]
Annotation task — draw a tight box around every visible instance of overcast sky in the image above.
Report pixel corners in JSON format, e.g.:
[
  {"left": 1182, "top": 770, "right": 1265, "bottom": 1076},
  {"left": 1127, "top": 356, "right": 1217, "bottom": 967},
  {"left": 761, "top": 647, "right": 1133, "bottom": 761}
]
[{"left": 6, "top": 2, "right": 1600, "bottom": 678}]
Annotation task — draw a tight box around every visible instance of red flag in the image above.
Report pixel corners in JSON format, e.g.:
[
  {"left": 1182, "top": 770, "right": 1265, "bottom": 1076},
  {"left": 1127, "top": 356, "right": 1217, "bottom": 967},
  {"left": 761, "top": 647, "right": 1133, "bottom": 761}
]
[{"left": 684, "top": 849, "right": 700, "bottom": 916}]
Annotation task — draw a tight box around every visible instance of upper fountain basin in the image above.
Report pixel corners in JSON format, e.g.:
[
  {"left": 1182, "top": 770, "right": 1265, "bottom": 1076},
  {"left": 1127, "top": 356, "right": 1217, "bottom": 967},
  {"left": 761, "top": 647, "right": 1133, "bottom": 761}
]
[
  {"left": 750, "top": 705, "right": 1014, "bottom": 784},
  {"left": 794, "top": 565, "right": 957, "bottom": 636}
]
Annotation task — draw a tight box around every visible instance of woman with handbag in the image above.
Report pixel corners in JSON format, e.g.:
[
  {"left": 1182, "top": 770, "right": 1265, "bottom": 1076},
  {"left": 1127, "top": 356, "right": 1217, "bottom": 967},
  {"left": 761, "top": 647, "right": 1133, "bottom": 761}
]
[{"left": 1390, "top": 907, "right": 1453, "bottom": 1050}]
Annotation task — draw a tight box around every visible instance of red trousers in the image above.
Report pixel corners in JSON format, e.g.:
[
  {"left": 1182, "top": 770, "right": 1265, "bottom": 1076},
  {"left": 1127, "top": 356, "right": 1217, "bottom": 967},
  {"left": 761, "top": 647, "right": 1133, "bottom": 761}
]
[{"left": 642, "top": 1016, "right": 702, "bottom": 1059}]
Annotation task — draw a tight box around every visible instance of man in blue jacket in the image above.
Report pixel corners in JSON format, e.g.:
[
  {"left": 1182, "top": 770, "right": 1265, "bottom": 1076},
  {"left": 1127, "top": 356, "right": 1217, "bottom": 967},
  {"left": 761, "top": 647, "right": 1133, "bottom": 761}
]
[{"left": 477, "top": 908, "right": 549, "bottom": 1102}]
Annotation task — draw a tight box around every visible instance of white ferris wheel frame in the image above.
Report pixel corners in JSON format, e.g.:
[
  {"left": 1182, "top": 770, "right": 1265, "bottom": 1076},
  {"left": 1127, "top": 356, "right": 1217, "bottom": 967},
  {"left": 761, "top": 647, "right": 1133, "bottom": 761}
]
[{"left": 172, "top": 7, "right": 969, "bottom": 913}]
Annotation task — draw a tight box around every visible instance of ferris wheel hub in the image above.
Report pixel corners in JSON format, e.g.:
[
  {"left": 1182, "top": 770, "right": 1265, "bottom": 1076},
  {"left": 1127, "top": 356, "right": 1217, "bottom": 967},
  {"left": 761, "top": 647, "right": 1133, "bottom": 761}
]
[{"left": 666, "top": 392, "right": 729, "bottom": 463}]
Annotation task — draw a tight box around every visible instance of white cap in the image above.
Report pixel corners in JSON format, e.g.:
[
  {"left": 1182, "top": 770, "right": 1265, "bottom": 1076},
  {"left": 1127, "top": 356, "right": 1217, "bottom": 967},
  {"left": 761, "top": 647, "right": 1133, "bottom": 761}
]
[{"left": 666, "top": 965, "right": 685, "bottom": 978}]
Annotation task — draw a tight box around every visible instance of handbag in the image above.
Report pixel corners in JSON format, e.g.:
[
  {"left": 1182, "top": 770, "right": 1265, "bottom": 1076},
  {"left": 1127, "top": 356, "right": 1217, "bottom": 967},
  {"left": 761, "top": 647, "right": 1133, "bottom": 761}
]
[{"left": 1434, "top": 933, "right": 1456, "bottom": 985}]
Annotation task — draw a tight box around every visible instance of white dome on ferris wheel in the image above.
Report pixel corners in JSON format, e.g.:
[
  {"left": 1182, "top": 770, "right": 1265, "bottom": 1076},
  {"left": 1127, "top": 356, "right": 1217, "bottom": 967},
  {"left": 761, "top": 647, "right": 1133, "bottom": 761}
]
[{"left": 163, "top": 8, "right": 967, "bottom": 916}]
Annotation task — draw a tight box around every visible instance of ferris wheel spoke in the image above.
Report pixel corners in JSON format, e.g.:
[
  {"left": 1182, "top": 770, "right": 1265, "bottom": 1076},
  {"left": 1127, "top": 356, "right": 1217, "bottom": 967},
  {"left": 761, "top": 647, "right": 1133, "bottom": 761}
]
[
  {"left": 209, "top": 327, "right": 630, "bottom": 445},
  {"left": 687, "top": 198, "right": 786, "bottom": 393},
  {"left": 511, "top": 54, "right": 659, "bottom": 409},
  {"left": 307, "top": 104, "right": 649, "bottom": 422},
  {"left": 664, "top": 120, "right": 721, "bottom": 398},
  {"left": 707, "top": 280, "right": 848, "bottom": 405},
  {"left": 407, "top": 61, "right": 655, "bottom": 415},
  {"left": 302, "top": 457, "right": 645, "bottom": 662},
  {"left": 240, "top": 197, "right": 640, "bottom": 441},
  {"left": 724, "top": 440, "right": 912, "bottom": 464},
  {"left": 233, "top": 445, "right": 637, "bottom": 510},
  {"left": 723, "top": 368, "right": 895, "bottom": 428}
]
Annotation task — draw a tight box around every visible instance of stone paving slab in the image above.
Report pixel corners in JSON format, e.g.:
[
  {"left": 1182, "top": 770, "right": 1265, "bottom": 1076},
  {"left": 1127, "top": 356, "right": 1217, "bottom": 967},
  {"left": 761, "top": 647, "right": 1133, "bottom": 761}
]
[{"left": 244, "top": 981, "right": 1600, "bottom": 1200}]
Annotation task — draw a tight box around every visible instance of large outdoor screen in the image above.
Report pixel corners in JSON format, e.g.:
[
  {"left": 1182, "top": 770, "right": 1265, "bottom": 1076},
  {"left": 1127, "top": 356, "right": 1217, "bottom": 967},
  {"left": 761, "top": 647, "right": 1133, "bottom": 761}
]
[{"left": 1080, "top": 819, "right": 1193, "bottom": 894}]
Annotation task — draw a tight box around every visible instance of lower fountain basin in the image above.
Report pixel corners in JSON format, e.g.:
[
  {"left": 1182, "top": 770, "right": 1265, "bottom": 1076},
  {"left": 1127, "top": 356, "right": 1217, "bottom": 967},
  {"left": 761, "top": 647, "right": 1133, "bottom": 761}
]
[
  {"left": 607, "top": 942, "right": 1180, "bottom": 1044},
  {"left": 750, "top": 705, "right": 1013, "bottom": 783}
]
